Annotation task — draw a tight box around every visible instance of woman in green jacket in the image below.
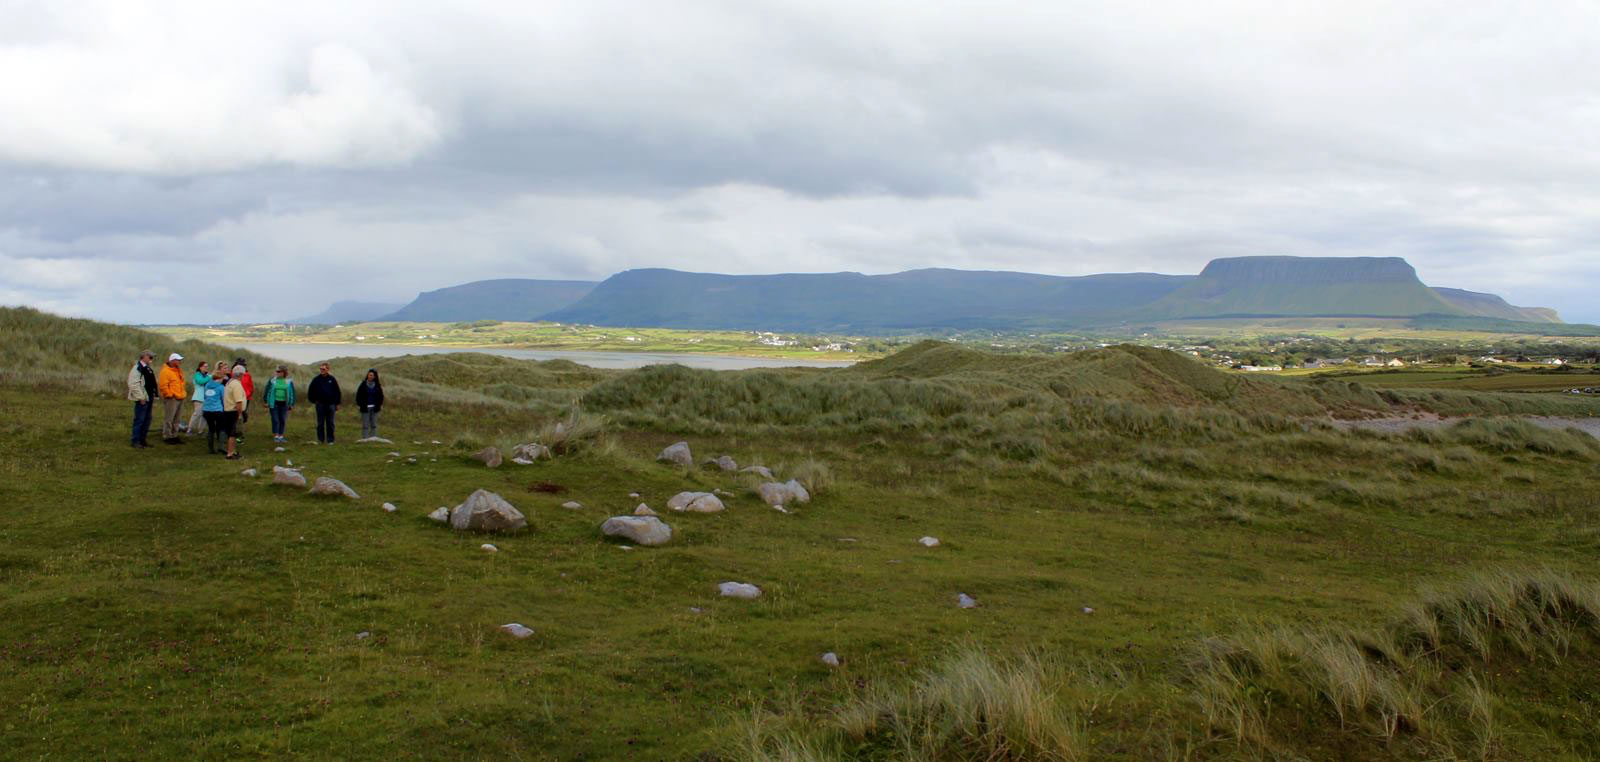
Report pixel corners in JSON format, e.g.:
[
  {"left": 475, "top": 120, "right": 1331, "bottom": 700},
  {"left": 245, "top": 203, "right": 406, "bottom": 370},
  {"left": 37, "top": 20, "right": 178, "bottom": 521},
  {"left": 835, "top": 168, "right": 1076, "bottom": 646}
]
[
  {"left": 186, "top": 361, "right": 210, "bottom": 435},
  {"left": 261, "top": 365, "right": 297, "bottom": 443}
]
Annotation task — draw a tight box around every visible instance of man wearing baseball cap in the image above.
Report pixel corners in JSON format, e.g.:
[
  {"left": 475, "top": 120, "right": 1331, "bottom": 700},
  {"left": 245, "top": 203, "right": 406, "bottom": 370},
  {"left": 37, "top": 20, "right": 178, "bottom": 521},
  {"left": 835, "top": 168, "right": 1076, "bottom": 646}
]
[{"left": 157, "top": 352, "right": 189, "bottom": 444}]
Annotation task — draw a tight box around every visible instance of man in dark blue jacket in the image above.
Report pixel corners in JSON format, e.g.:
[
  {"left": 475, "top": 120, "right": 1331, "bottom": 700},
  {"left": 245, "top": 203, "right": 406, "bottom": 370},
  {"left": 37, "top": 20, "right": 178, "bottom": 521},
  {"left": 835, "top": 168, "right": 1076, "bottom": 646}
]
[{"left": 306, "top": 362, "right": 342, "bottom": 444}]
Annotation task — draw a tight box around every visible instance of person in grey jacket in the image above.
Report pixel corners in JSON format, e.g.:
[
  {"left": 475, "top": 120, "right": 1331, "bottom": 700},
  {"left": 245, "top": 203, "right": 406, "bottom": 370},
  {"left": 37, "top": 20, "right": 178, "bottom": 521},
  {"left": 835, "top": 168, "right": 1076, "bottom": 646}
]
[{"left": 126, "top": 349, "right": 157, "bottom": 448}]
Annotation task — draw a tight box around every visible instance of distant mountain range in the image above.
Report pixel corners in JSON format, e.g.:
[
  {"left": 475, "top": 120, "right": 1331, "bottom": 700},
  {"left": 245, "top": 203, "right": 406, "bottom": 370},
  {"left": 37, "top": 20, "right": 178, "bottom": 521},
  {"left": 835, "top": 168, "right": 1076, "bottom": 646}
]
[
  {"left": 293, "top": 256, "right": 1567, "bottom": 333},
  {"left": 291, "top": 300, "right": 406, "bottom": 324}
]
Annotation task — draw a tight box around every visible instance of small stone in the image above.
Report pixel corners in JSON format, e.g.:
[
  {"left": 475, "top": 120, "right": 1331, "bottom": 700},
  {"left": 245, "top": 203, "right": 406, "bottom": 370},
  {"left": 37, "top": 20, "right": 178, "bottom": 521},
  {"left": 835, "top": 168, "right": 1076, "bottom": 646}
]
[
  {"left": 837, "top": 538, "right": 857, "bottom": 542},
  {"left": 412, "top": 440, "right": 423, "bottom": 445},
  {"left": 273, "top": 446, "right": 287, "bottom": 452},
  {"left": 633, "top": 503, "right": 657, "bottom": 516},
  {"left": 500, "top": 623, "right": 533, "bottom": 639},
  {"left": 239, "top": 468, "right": 258, "bottom": 477},
  {"left": 427, "top": 507, "right": 450, "bottom": 523},
  {"left": 510, "top": 457, "right": 534, "bottom": 465},
  {"left": 284, "top": 459, "right": 293, "bottom": 466},
  {"left": 919, "top": 536, "right": 940, "bottom": 548},
  {"left": 628, "top": 492, "right": 640, "bottom": 498},
  {"left": 688, "top": 607, "right": 703, "bottom": 614},
  {"left": 667, "top": 491, "right": 725, "bottom": 513},
  {"left": 387, "top": 451, "right": 401, "bottom": 457},
  {"left": 719, "top": 582, "right": 762, "bottom": 599},
  {"left": 355, "top": 631, "right": 371, "bottom": 640},
  {"left": 957, "top": 593, "right": 978, "bottom": 609},
  {"left": 714, "top": 455, "right": 738, "bottom": 471},
  {"left": 740, "top": 465, "right": 774, "bottom": 479},
  {"left": 309, "top": 476, "right": 360, "bottom": 499},
  {"left": 357, "top": 436, "right": 394, "bottom": 444},
  {"left": 657, "top": 441, "right": 693, "bottom": 466},
  {"left": 561, "top": 501, "right": 583, "bottom": 510},
  {"left": 773, "top": 505, "right": 789, "bottom": 514},
  {"left": 481, "top": 543, "right": 498, "bottom": 553},
  {"left": 431, "top": 440, "right": 442, "bottom": 444},
  {"left": 820, "top": 652, "right": 841, "bottom": 667},
  {"left": 617, "top": 545, "right": 633, "bottom": 551},
  {"left": 1081, "top": 607, "right": 1095, "bottom": 615},
  {"left": 381, "top": 502, "right": 397, "bottom": 513}
]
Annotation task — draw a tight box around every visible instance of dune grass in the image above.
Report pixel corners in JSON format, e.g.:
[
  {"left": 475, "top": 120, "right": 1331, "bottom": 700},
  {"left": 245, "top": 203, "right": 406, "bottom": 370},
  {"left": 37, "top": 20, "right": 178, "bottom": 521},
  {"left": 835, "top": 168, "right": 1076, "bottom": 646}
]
[{"left": 3, "top": 306, "right": 1600, "bottom": 759}]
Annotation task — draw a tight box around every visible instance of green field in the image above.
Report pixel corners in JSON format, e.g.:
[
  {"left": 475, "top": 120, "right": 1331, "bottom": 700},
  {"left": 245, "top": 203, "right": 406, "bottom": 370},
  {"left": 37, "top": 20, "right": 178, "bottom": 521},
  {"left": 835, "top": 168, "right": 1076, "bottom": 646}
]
[
  {"left": 6, "top": 305, "right": 1600, "bottom": 760},
  {"left": 1302, "top": 366, "right": 1600, "bottom": 393},
  {"left": 148, "top": 321, "right": 888, "bottom": 361}
]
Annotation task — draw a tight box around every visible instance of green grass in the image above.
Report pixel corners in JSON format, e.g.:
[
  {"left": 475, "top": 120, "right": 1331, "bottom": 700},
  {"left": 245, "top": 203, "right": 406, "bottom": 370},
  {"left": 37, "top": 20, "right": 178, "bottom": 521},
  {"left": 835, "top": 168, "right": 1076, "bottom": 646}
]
[{"left": 4, "top": 306, "right": 1600, "bottom": 759}]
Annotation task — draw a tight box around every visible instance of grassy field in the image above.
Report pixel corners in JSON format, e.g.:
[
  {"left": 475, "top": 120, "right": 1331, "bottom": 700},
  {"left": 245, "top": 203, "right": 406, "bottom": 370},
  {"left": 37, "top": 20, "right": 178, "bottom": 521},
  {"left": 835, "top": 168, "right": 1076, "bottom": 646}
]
[
  {"left": 5, "top": 306, "right": 1600, "bottom": 760},
  {"left": 147, "top": 321, "right": 886, "bottom": 361},
  {"left": 1148, "top": 317, "right": 1600, "bottom": 344},
  {"left": 1295, "top": 366, "right": 1600, "bottom": 393}
]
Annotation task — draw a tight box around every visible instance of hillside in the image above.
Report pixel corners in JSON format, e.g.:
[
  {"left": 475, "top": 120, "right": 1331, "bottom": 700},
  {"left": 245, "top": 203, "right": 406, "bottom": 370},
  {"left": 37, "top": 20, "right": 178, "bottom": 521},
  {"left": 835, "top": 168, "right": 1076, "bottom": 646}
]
[
  {"left": 382, "top": 278, "right": 598, "bottom": 322},
  {"left": 1432, "top": 286, "right": 1563, "bottom": 323},
  {"left": 291, "top": 300, "right": 404, "bottom": 324},
  {"left": 1140, "top": 256, "right": 1466, "bottom": 319},
  {"left": 542, "top": 267, "right": 1191, "bottom": 331}
]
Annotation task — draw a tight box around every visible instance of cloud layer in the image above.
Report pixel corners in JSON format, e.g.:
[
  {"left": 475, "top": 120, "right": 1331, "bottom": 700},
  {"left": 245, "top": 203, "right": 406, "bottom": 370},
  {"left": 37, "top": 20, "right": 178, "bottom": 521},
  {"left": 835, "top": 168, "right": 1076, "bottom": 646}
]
[{"left": 2, "top": 0, "right": 1597, "bottom": 323}]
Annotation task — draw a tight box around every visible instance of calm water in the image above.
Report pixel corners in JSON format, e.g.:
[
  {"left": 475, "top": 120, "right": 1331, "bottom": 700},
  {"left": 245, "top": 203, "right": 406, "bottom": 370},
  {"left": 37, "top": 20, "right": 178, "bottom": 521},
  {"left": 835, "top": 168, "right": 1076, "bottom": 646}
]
[{"left": 228, "top": 342, "right": 855, "bottom": 370}]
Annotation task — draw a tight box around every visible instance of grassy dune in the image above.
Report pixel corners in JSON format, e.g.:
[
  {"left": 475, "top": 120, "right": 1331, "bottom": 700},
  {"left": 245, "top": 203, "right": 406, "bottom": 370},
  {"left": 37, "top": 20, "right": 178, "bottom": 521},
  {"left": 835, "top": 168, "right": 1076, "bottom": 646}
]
[{"left": 4, "top": 306, "right": 1600, "bottom": 760}]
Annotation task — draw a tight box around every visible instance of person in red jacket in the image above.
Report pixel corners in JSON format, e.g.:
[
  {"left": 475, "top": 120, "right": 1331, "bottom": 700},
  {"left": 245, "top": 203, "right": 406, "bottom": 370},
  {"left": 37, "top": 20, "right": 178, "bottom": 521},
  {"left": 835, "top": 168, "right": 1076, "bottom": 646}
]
[{"left": 232, "top": 359, "right": 254, "bottom": 442}]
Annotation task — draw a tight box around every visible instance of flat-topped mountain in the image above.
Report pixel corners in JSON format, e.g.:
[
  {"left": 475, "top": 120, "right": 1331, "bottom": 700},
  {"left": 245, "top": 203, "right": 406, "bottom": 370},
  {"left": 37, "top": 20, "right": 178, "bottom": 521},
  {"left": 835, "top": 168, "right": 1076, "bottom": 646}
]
[
  {"left": 296, "top": 256, "right": 1569, "bottom": 332},
  {"left": 380, "top": 278, "right": 598, "bottom": 322},
  {"left": 543, "top": 268, "right": 1191, "bottom": 332}
]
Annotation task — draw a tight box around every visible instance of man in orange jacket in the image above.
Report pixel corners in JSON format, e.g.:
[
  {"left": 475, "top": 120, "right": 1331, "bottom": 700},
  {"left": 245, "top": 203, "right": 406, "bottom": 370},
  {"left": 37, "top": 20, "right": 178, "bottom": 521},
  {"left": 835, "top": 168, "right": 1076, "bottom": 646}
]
[{"left": 157, "top": 352, "right": 188, "bottom": 444}]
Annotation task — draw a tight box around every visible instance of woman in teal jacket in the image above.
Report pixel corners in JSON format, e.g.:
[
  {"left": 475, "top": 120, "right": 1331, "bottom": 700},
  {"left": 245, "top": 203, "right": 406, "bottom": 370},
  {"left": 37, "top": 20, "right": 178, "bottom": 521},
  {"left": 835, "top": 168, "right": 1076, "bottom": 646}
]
[
  {"left": 186, "top": 361, "right": 210, "bottom": 435},
  {"left": 261, "top": 365, "right": 297, "bottom": 443}
]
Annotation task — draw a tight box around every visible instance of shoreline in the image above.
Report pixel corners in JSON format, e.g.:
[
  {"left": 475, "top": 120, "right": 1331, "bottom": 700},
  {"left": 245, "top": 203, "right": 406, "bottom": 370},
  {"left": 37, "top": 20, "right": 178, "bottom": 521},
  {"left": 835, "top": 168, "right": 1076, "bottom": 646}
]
[{"left": 225, "top": 339, "right": 861, "bottom": 364}]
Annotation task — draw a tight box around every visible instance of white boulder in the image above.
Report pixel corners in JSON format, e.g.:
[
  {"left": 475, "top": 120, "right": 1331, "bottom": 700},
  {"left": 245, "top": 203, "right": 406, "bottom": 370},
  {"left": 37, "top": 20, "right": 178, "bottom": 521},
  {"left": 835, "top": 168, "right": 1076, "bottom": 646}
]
[
  {"left": 667, "top": 491, "right": 725, "bottom": 513},
  {"left": 271, "top": 466, "right": 307, "bottom": 489},
  {"left": 657, "top": 441, "right": 693, "bottom": 466},
  {"left": 561, "top": 501, "right": 583, "bottom": 510},
  {"left": 309, "top": 476, "right": 360, "bottom": 499},
  {"left": 427, "top": 507, "right": 450, "bottom": 523},
  {"left": 919, "top": 536, "right": 941, "bottom": 548},
  {"left": 600, "top": 515, "right": 673, "bottom": 546},
  {"left": 239, "top": 468, "right": 258, "bottom": 478},
  {"left": 449, "top": 489, "right": 527, "bottom": 532},
  {"left": 957, "top": 593, "right": 979, "bottom": 609},
  {"left": 500, "top": 623, "right": 533, "bottom": 639},
  {"left": 381, "top": 502, "right": 398, "bottom": 513},
  {"left": 821, "top": 652, "right": 841, "bottom": 667},
  {"left": 719, "top": 582, "right": 762, "bottom": 599},
  {"left": 480, "top": 543, "right": 498, "bottom": 553}
]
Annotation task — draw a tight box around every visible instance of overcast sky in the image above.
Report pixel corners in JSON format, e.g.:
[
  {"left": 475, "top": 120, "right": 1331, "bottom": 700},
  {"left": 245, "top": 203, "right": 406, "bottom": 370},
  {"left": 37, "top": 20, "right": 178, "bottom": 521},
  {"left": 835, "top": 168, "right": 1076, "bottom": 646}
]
[{"left": 2, "top": 0, "right": 1598, "bottom": 324}]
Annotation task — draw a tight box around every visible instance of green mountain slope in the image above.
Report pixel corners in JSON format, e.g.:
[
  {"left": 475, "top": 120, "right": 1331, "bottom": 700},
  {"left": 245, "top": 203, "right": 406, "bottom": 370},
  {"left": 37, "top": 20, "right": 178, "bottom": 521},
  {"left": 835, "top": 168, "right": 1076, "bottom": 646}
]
[
  {"left": 383, "top": 279, "right": 598, "bottom": 322},
  {"left": 1431, "top": 287, "right": 1563, "bottom": 323},
  {"left": 1140, "top": 256, "right": 1467, "bottom": 319},
  {"left": 542, "top": 267, "right": 1192, "bottom": 331}
]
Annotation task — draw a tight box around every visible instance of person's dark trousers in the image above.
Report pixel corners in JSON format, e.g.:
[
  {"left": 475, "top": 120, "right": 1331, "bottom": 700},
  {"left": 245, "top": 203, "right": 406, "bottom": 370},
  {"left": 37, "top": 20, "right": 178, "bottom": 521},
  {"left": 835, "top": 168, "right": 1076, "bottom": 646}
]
[
  {"left": 131, "top": 401, "right": 153, "bottom": 446},
  {"left": 204, "top": 411, "right": 223, "bottom": 453},
  {"left": 269, "top": 402, "right": 289, "bottom": 437},
  {"left": 315, "top": 404, "right": 336, "bottom": 443}
]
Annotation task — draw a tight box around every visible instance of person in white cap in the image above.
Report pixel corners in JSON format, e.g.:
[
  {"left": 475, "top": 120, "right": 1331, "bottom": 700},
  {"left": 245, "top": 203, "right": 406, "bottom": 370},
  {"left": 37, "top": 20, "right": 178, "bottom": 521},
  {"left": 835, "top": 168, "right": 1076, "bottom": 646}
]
[{"left": 157, "top": 352, "right": 189, "bottom": 444}]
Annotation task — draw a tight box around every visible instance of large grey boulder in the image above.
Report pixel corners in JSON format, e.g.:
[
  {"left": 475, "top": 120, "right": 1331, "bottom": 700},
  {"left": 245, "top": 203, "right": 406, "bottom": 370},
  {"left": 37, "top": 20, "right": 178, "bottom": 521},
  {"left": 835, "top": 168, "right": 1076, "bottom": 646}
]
[
  {"left": 472, "top": 446, "right": 503, "bottom": 468},
  {"left": 666, "top": 491, "right": 725, "bottom": 513},
  {"left": 657, "top": 441, "right": 692, "bottom": 466},
  {"left": 309, "top": 476, "right": 360, "bottom": 499},
  {"left": 757, "top": 480, "right": 810, "bottom": 507},
  {"left": 449, "top": 489, "right": 527, "bottom": 532},
  {"left": 271, "top": 466, "right": 307, "bottom": 489},
  {"left": 600, "top": 515, "right": 673, "bottom": 546}
]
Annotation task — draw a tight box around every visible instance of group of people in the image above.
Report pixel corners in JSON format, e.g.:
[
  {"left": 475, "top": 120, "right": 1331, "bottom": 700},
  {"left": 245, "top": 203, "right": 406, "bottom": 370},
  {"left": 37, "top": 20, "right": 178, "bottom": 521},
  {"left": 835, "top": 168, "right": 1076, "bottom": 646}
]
[{"left": 126, "top": 350, "right": 386, "bottom": 458}]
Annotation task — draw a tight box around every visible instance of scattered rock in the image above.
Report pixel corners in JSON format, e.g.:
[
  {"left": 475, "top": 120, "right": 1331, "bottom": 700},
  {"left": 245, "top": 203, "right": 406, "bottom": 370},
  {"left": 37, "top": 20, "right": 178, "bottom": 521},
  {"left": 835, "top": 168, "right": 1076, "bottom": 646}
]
[
  {"left": 412, "top": 440, "right": 422, "bottom": 445},
  {"left": 273, "top": 446, "right": 287, "bottom": 452},
  {"left": 919, "top": 536, "right": 941, "bottom": 548},
  {"left": 714, "top": 455, "right": 738, "bottom": 471},
  {"left": 617, "top": 545, "right": 633, "bottom": 551},
  {"left": 357, "top": 436, "right": 394, "bottom": 444},
  {"left": 773, "top": 505, "right": 789, "bottom": 514},
  {"left": 500, "top": 623, "right": 534, "bottom": 639},
  {"left": 472, "top": 446, "right": 503, "bottom": 468},
  {"left": 667, "top": 491, "right": 725, "bottom": 513},
  {"left": 355, "top": 631, "right": 371, "bottom": 640},
  {"left": 511, "top": 443, "right": 551, "bottom": 461},
  {"left": 837, "top": 537, "right": 857, "bottom": 543},
  {"left": 285, "top": 459, "right": 293, "bottom": 466},
  {"left": 688, "top": 606, "right": 703, "bottom": 614},
  {"left": 481, "top": 543, "right": 498, "bottom": 553},
  {"left": 757, "top": 481, "right": 810, "bottom": 507},
  {"left": 601, "top": 515, "right": 673, "bottom": 546},
  {"left": 719, "top": 582, "right": 762, "bottom": 599},
  {"left": 1081, "top": 607, "right": 1095, "bottom": 615},
  {"left": 633, "top": 503, "right": 657, "bottom": 516},
  {"left": 427, "top": 507, "right": 450, "bottom": 523},
  {"left": 431, "top": 439, "right": 442, "bottom": 445},
  {"left": 740, "top": 465, "right": 774, "bottom": 479},
  {"left": 657, "top": 441, "right": 692, "bottom": 466},
  {"left": 510, "top": 457, "right": 534, "bottom": 465},
  {"left": 240, "top": 468, "right": 258, "bottom": 478},
  {"left": 820, "top": 652, "right": 841, "bottom": 667},
  {"left": 387, "top": 451, "right": 401, "bottom": 457},
  {"left": 449, "top": 489, "right": 527, "bottom": 532},
  {"left": 561, "top": 501, "right": 583, "bottom": 510},
  {"left": 957, "top": 593, "right": 979, "bottom": 609},
  {"left": 309, "top": 476, "right": 360, "bottom": 499},
  {"left": 628, "top": 492, "right": 640, "bottom": 498},
  {"left": 271, "top": 466, "right": 307, "bottom": 489},
  {"left": 713, "top": 488, "right": 734, "bottom": 497}
]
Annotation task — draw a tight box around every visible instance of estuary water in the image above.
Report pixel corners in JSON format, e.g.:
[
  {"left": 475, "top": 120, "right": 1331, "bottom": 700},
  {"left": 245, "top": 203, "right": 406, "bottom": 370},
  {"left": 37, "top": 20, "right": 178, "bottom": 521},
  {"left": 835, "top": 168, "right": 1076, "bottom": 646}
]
[{"left": 227, "top": 342, "right": 855, "bottom": 371}]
